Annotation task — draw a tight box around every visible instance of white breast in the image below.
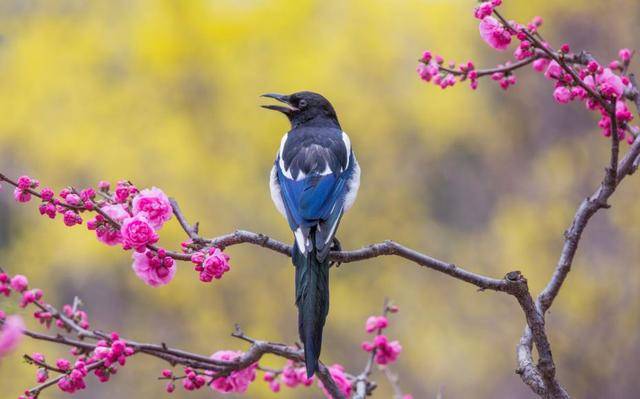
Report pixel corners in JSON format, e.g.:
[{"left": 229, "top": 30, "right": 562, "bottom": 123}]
[
  {"left": 269, "top": 165, "right": 287, "bottom": 218},
  {"left": 343, "top": 155, "right": 361, "bottom": 212}
]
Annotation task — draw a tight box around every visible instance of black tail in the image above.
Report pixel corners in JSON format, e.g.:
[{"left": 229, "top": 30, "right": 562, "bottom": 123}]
[{"left": 292, "top": 237, "right": 330, "bottom": 378}]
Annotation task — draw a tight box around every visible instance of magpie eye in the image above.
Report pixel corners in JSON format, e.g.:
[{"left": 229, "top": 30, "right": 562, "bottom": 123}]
[{"left": 298, "top": 99, "right": 308, "bottom": 108}]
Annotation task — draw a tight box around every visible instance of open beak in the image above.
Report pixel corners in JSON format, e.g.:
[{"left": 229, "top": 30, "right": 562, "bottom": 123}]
[{"left": 261, "top": 93, "right": 297, "bottom": 115}]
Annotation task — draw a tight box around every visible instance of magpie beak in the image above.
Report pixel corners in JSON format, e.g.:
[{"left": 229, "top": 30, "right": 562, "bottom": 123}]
[{"left": 261, "top": 93, "right": 298, "bottom": 115}]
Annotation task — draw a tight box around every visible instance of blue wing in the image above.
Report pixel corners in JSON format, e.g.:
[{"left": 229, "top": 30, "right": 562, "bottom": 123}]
[{"left": 276, "top": 151, "right": 355, "bottom": 259}]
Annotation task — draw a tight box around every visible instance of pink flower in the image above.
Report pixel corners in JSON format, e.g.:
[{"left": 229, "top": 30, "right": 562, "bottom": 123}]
[
  {"left": 209, "top": 351, "right": 257, "bottom": 393},
  {"left": 91, "top": 204, "right": 130, "bottom": 245},
  {"left": 281, "top": 360, "right": 314, "bottom": 388},
  {"left": 365, "top": 316, "right": 388, "bottom": 333},
  {"left": 13, "top": 187, "right": 31, "bottom": 203},
  {"left": 17, "top": 176, "right": 32, "bottom": 190},
  {"left": 319, "top": 364, "right": 352, "bottom": 399},
  {"left": 10, "top": 275, "right": 28, "bottom": 292},
  {"left": 40, "top": 188, "right": 54, "bottom": 202},
  {"left": 373, "top": 335, "right": 402, "bottom": 365},
  {"left": 553, "top": 86, "right": 572, "bottom": 104},
  {"left": 63, "top": 210, "right": 82, "bottom": 227},
  {"left": 616, "top": 100, "right": 633, "bottom": 123},
  {"left": 544, "top": 61, "right": 563, "bottom": 80},
  {"left": 473, "top": 2, "right": 493, "bottom": 19},
  {"left": 196, "top": 248, "right": 231, "bottom": 282},
  {"left": 598, "top": 68, "right": 625, "bottom": 98},
  {"left": 131, "top": 187, "right": 173, "bottom": 229},
  {"left": 0, "top": 315, "right": 25, "bottom": 357},
  {"left": 120, "top": 214, "right": 159, "bottom": 251},
  {"left": 479, "top": 17, "right": 511, "bottom": 51},
  {"left": 132, "top": 251, "right": 176, "bottom": 287},
  {"left": 532, "top": 58, "right": 550, "bottom": 72},
  {"left": 619, "top": 48, "right": 632, "bottom": 62}
]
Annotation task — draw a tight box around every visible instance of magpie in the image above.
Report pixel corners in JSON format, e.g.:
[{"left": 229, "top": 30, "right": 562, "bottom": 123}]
[{"left": 262, "top": 91, "right": 360, "bottom": 377}]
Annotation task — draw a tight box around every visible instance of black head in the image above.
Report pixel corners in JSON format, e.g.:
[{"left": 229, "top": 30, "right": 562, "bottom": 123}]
[{"left": 261, "top": 91, "right": 340, "bottom": 128}]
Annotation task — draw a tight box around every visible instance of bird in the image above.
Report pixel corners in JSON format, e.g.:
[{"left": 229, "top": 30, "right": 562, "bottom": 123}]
[{"left": 262, "top": 91, "right": 360, "bottom": 377}]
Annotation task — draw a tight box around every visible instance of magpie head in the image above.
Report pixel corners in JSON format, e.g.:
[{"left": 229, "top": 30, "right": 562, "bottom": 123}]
[{"left": 261, "top": 91, "right": 340, "bottom": 128}]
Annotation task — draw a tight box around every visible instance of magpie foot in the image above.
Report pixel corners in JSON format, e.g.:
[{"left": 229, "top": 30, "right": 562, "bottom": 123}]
[{"left": 329, "top": 237, "right": 342, "bottom": 268}]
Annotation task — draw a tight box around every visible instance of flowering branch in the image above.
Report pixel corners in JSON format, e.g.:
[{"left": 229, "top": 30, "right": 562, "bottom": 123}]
[
  {"left": 416, "top": 1, "right": 640, "bottom": 398},
  {"left": 0, "top": 270, "right": 359, "bottom": 398}
]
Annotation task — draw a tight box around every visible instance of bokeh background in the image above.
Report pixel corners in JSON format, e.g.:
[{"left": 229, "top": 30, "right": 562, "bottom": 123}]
[{"left": 0, "top": 0, "right": 639, "bottom": 398}]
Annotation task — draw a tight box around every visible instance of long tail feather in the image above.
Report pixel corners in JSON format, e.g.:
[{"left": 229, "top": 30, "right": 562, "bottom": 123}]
[{"left": 292, "top": 237, "right": 330, "bottom": 378}]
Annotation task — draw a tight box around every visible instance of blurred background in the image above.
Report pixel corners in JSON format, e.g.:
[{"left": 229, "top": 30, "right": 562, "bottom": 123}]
[{"left": 0, "top": 0, "right": 639, "bottom": 398}]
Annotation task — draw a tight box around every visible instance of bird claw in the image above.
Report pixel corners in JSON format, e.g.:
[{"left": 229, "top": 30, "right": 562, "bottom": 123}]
[{"left": 329, "top": 237, "right": 342, "bottom": 268}]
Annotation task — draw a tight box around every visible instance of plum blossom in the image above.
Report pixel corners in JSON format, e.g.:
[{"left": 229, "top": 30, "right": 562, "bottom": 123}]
[
  {"left": 597, "top": 68, "right": 626, "bottom": 98},
  {"left": 0, "top": 315, "right": 25, "bottom": 357},
  {"left": 365, "top": 316, "right": 388, "bottom": 333},
  {"left": 479, "top": 17, "right": 512, "bottom": 51},
  {"left": 209, "top": 351, "right": 257, "bottom": 393},
  {"left": 191, "top": 247, "right": 231, "bottom": 283},
  {"left": 120, "top": 214, "right": 159, "bottom": 251},
  {"left": 553, "top": 86, "right": 572, "bottom": 104},
  {"left": 88, "top": 204, "right": 130, "bottom": 246},
  {"left": 318, "top": 364, "right": 352, "bottom": 399},
  {"left": 131, "top": 187, "right": 173, "bottom": 229},
  {"left": 544, "top": 60, "right": 563, "bottom": 80},
  {"left": 13, "top": 187, "right": 31, "bottom": 203},
  {"left": 10, "top": 274, "right": 28, "bottom": 292},
  {"left": 281, "top": 360, "right": 314, "bottom": 388},
  {"left": 619, "top": 48, "right": 632, "bottom": 63},
  {"left": 132, "top": 250, "right": 176, "bottom": 287},
  {"left": 362, "top": 334, "right": 402, "bottom": 365}
]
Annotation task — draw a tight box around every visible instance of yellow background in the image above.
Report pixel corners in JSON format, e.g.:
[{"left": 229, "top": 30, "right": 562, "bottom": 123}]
[{"left": 1, "top": 0, "right": 639, "bottom": 397}]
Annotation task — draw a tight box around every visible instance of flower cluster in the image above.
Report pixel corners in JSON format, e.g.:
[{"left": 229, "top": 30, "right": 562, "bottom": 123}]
[
  {"left": 190, "top": 247, "right": 232, "bottom": 283},
  {"left": 161, "top": 351, "right": 257, "bottom": 394},
  {"left": 417, "top": 2, "right": 639, "bottom": 142},
  {"left": 0, "top": 272, "right": 134, "bottom": 398},
  {"left": 3, "top": 173, "right": 233, "bottom": 287},
  {"left": 209, "top": 350, "right": 257, "bottom": 393},
  {"left": 132, "top": 249, "right": 176, "bottom": 287},
  {"left": 361, "top": 306, "right": 402, "bottom": 366},
  {"left": 263, "top": 360, "right": 315, "bottom": 393}
]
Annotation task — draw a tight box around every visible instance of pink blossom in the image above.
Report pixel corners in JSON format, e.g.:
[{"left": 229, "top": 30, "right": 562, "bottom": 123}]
[
  {"left": 195, "top": 248, "right": 231, "bottom": 282},
  {"left": 373, "top": 335, "right": 402, "bottom": 365},
  {"left": 40, "top": 188, "right": 54, "bottom": 202},
  {"left": 209, "top": 351, "right": 257, "bottom": 393},
  {"left": 0, "top": 315, "right": 25, "bottom": 357},
  {"left": 64, "top": 194, "right": 81, "bottom": 206},
  {"left": 281, "top": 360, "right": 314, "bottom": 388},
  {"left": 91, "top": 204, "right": 130, "bottom": 245},
  {"left": 120, "top": 214, "right": 159, "bottom": 251},
  {"left": 473, "top": 2, "right": 493, "bottom": 20},
  {"left": 616, "top": 100, "right": 633, "bottom": 123},
  {"left": 598, "top": 68, "right": 625, "bottom": 98},
  {"left": 131, "top": 187, "right": 173, "bottom": 229},
  {"left": 362, "top": 334, "right": 402, "bottom": 365},
  {"left": 36, "top": 368, "right": 49, "bottom": 383},
  {"left": 13, "top": 187, "right": 31, "bottom": 203},
  {"left": 544, "top": 61, "right": 563, "bottom": 80},
  {"left": 619, "top": 48, "right": 632, "bottom": 62},
  {"left": 479, "top": 17, "right": 512, "bottom": 51},
  {"left": 365, "top": 316, "right": 388, "bottom": 333},
  {"left": 553, "top": 86, "right": 572, "bottom": 104},
  {"left": 63, "top": 210, "right": 82, "bottom": 227},
  {"left": 319, "top": 364, "right": 352, "bottom": 399},
  {"left": 532, "top": 58, "right": 550, "bottom": 72},
  {"left": 132, "top": 251, "right": 176, "bottom": 287},
  {"left": 10, "top": 275, "right": 28, "bottom": 292},
  {"left": 17, "top": 175, "right": 32, "bottom": 190}
]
